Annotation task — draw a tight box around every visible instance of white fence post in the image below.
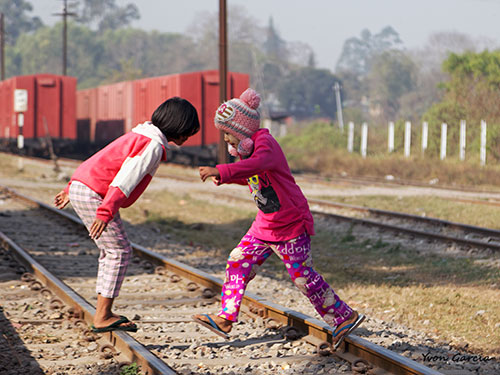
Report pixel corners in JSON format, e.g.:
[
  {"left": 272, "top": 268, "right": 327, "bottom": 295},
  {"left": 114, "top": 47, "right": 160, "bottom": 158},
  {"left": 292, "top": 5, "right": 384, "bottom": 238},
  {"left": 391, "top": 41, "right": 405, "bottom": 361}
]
[
  {"left": 347, "top": 121, "right": 354, "bottom": 153},
  {"left": 404, "top": 121, "right": 411, "bottom": 157},
  {"left": 421, "top": 121, "right": 428, "bottom": 154},
  {"left": 480, "top": 120, "right": 487, "bottom": 165},
  {"left": 388, "top": 121, "right": 394, "bottom": 153},
  {"left": 361, "top": 122, "right": 368, "bottom": 158},
  {"left": 440, "top": 123, "right": 447, "bottom": 160},
  {"left": 459, "top": 120, "right": 466, "bottom": 161}
]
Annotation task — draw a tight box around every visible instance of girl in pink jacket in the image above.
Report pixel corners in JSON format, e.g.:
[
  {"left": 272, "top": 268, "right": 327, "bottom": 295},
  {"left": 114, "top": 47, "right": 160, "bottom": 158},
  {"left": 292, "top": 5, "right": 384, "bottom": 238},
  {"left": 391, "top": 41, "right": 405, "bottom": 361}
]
[
  {"left": 194, "top": 89, "right": 363, "bottom": 350},
  {"left": 54, "top": 97, "right": 200, "bottom": 333}
]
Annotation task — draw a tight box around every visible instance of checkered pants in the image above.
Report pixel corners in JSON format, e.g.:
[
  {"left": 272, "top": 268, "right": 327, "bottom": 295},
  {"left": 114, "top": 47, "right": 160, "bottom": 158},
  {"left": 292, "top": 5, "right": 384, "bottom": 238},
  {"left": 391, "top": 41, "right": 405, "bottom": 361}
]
[{"left": 68, "top": 181, "right": 132, "bottom": 298}]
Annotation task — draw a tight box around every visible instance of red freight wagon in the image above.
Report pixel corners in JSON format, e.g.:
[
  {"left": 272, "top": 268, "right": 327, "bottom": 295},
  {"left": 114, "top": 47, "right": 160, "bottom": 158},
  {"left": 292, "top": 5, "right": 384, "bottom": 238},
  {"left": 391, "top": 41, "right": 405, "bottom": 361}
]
[
  {"left": 76, "top": 70, "right": 249, "bottom": 162},
  {"left": 0, "top": 74, "right": 76, "bottom": 154},
  {"left": 132, "top": 70, "right": 249, "bottom": 148}
]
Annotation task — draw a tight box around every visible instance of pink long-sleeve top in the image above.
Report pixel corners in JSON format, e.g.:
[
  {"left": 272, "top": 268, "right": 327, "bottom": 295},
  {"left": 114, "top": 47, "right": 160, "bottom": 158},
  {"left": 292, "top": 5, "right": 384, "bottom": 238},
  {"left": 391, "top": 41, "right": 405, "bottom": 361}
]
[
  {"left": 64, "top": 122, "right": 168, "bottom": 223},
  {"left": 216, "top": 128, "right": 315, "bottom": 241}
]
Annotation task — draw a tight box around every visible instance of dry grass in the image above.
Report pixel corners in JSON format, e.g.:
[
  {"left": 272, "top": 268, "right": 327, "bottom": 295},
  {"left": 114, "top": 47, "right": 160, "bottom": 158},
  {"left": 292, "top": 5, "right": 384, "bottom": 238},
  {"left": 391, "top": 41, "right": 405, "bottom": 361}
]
[
  {"left": 1, "top": 152, "right": 499, "bottom": 355},
  {"left": 123, "top": 187, "right": 500, "bottom": 355},
  {"left": 279, "top": 122, "right": 500, "bottom": 189},
  {"left": 316, "top": 195, "right": 500, "bottom": 230}
]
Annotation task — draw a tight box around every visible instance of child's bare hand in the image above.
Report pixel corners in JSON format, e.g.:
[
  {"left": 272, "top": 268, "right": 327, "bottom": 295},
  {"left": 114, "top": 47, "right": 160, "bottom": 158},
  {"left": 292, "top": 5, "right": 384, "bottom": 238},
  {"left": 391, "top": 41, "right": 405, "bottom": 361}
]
[
  {"left": 54, "top": 190, "right": 69, "bottom": 209},
  {"left": 89, "top": 218, "right": 107, "bottom": 240},
  {"left": 199, "top": 166, "right": 220, "bottom": 182}
]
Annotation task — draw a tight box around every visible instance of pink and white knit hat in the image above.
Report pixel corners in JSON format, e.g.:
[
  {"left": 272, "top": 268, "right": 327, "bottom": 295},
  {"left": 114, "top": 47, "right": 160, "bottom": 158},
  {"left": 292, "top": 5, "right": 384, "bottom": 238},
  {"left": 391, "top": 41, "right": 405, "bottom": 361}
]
[{"left": 214, "top": 88, "right": 261, "bottom": 157}]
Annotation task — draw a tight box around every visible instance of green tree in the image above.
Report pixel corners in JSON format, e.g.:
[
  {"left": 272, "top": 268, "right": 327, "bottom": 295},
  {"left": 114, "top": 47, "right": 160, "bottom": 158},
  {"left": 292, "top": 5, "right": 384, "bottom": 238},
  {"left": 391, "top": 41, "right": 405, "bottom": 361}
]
[
  {"left": 8, "top": 22, "right": 106, "bottom": 85},
  {"left": 277, "top": 67, "right": 338, "bottom": 119},
  {"left": 263, "top": 17, "right": 288, "bottom": 64},
  {"left": 0, "top": 0, "right": 42, "bottom": 45},
  {"left": 423, "top": 50, "right": 500, "bottom": 160},
  {"left": 335, "top": 26, "right": 403, "bottom": 76},
  {"left": 73, "top": 0, "right": 140, "bottom": 31},
  {"left": 424, "top": 50, "right": 500, "bottom": 126},
  {"left": 367, "top": 50, "right": 417, "bottom": 122}
]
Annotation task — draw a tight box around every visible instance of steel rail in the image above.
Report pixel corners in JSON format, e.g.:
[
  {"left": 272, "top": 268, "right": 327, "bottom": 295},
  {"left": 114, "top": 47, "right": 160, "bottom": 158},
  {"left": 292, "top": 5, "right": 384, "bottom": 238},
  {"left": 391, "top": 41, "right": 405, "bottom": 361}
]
[
  {"left": 309, "top": 197, "right": 500, "bottom": 237},
  {"left": 195, "top": 190, "right": 500, "bottom": 251},
  {"left": 3, "top": 186, "right": 443, "bottom": 375},
  {"left": 0, "top": 230, "right": 177, "bottom": 375},
  {"left": 306, "top": 173, "right": 500, "bottom": 195}
]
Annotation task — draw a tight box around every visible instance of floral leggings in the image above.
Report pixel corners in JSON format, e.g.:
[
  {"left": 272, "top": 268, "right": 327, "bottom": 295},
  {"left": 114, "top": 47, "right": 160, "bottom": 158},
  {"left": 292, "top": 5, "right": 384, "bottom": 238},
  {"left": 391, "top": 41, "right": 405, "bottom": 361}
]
[{"left": 217, "top": 232, "right": 353, "bottom": 327}]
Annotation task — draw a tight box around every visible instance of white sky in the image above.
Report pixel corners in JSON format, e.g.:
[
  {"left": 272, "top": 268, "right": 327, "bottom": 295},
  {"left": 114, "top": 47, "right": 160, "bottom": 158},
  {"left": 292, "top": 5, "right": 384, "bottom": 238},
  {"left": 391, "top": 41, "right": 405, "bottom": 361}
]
[{"left": 32, "top": 0, "right": 500, "bottom": 71}]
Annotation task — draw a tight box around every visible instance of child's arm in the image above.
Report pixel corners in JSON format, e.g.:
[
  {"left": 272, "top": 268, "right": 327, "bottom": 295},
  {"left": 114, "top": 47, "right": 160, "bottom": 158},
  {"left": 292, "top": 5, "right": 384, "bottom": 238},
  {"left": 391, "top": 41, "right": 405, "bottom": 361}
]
[
  {"left": 199, "top": 166, "right": 220, "bottom": 183},
  {"left": 97, "top": 142, "right": 164, "bottom": 223},
  {"left": 54, "top": 190, "right": 69, "bottom": 209},
  {"left": 89, "top": 218, "right": 107, "bottom": 240},
  {"left": 199, "top": 166, "right": 247, "bottom": 185},
  {"left": 217, "top": 139, "right": 277, "bottom": 183}
]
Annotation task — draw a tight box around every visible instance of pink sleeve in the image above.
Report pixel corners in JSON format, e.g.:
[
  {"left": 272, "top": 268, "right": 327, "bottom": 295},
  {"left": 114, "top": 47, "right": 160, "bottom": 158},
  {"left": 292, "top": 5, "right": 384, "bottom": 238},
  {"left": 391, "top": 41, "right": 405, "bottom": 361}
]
[
  {"left": 63, "top": 181, "right": 72, "bottom": 195},
  {"left": 95, "top": 186, "right": 127, "bottom": 223},
  {"left": 216, "top": 140, "right": 277, "bottom": 184}
]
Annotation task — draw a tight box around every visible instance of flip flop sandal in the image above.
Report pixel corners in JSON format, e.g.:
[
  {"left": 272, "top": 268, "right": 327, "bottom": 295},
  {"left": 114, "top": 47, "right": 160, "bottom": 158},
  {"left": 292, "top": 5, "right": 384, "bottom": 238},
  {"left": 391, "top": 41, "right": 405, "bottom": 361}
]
[
  {"left": 91, "top": 315, "right": 138, "bottom": 333},
  {"left": 333, "top": 313, "right": 365, "bottom": 350},
  {"left": 192, "top": 314, "right": 230, "bottom": 339}
]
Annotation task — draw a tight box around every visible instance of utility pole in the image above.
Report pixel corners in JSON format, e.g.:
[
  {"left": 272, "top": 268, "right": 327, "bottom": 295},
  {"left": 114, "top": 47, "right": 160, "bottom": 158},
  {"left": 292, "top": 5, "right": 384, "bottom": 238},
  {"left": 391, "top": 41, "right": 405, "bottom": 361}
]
[
  {"left": 53, "top": 0, "right": 76, "bottom": 75},
  {"left": 334, "top": 81, "right": 344, "bottom": 132},
  {"left": 0, "top": 13, "right": 5, "bottom": 80},
  {"left": 217, "top": 0, "right": 229, "bottom": 164}
]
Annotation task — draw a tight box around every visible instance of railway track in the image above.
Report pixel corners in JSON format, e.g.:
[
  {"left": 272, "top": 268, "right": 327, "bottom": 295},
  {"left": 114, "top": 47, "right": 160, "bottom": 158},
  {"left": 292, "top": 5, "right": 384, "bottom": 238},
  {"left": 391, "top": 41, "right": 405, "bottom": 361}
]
[
  {"left": 156, "top": 179, "right": 500, "bottom": 253},
  {"left": 0, "top": 186, "right": 446, "bottom": 375}
]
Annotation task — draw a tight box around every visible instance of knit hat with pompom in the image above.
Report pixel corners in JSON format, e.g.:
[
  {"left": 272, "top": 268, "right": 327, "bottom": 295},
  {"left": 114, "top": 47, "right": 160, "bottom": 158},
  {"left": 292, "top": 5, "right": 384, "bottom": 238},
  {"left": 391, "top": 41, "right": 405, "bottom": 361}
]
[{"left": 214, "top": 88, "right": 261, "bottom": 157}]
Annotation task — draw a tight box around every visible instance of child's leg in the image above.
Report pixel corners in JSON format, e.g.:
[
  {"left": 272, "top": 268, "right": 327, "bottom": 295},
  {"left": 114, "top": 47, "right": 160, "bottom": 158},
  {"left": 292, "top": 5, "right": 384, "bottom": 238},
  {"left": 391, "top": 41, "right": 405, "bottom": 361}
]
[
  {"left": 68, "top": 182, "right": 133, "bottom": 327},
  {"left": 276, "top": 233, "right": 353, "bottom": 327},
  {"left": 193, "top": 233, "right": 272, "bottom": 332},
  {"left": 217, "top": 233, "right": 272, "bottom": 322}
]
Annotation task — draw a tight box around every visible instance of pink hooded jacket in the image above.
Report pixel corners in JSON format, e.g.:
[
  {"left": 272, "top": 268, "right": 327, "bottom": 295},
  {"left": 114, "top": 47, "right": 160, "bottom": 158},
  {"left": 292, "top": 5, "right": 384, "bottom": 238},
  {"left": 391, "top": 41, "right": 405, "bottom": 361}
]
[{"left": 216, "top": 128, "right": 315, "bottom": 241}]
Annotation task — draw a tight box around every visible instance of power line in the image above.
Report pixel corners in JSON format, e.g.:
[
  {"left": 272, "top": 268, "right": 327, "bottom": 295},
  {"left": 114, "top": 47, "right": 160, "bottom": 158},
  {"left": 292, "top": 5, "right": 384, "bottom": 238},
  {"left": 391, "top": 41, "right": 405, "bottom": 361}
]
[{"left": 53, "top": 0, "right": 76, "bottom": 76}]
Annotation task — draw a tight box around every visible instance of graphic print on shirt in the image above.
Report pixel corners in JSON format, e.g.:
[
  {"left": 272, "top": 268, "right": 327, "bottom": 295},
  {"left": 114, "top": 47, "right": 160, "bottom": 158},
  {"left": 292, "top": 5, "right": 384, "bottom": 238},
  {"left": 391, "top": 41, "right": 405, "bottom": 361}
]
[{"left": 247, "top": 174, "right": 281, "bottom": 213}]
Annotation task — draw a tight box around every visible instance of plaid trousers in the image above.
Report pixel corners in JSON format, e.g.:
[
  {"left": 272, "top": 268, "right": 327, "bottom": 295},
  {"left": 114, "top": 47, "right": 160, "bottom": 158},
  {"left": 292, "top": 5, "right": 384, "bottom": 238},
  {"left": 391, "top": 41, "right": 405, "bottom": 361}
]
[{"left": 69, "top": 181, "right": 132, "bottom": 298}]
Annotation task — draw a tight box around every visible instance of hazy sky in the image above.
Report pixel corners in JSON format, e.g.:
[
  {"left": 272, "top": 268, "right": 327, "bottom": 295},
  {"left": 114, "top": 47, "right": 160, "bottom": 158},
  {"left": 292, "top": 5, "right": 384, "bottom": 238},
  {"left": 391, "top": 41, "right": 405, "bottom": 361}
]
[{"left": 32, "top": 0, "right": 500, "bottom": 71}]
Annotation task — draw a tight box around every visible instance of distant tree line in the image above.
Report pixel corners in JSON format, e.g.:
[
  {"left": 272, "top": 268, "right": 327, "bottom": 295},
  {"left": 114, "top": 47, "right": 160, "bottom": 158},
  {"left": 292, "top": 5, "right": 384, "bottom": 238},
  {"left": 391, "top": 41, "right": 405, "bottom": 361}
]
[{"left": 1, "top": 0, "right": 500, "bottom": 125}]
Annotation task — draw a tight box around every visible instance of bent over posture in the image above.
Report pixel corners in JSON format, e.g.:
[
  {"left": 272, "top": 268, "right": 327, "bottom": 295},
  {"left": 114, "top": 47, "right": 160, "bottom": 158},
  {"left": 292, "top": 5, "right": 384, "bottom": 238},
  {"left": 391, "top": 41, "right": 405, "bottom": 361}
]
[{"left": 55, "top": 97, "right": 200, "bottom": 333}]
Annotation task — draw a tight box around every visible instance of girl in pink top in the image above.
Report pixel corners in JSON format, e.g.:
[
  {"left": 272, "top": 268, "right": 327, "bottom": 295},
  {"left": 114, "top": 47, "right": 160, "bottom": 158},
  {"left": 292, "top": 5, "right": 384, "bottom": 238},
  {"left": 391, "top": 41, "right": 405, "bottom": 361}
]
[
  {"left": 54, "top": 97, "right": 200, "bottom": 333},
  {"left": 194, "top": 89, "right": 364, "bottom": 350}
]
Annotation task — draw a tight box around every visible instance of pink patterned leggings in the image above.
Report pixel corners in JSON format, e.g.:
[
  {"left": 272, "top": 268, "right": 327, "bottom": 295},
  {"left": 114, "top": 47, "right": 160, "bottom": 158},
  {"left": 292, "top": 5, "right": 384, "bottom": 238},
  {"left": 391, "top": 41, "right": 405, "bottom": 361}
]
[{"left": 217, "top": 232, "right": 353, "bottom": 327}]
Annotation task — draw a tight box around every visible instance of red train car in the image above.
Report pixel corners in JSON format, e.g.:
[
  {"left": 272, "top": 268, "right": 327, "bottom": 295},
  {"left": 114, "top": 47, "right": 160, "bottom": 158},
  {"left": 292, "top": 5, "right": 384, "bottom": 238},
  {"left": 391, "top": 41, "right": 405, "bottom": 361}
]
[
  {"left": 0, "top": 74, "right": 76, "bottom": 154},
  {"left": 76, "top": 70, "right": 249, "bottom": 162}
]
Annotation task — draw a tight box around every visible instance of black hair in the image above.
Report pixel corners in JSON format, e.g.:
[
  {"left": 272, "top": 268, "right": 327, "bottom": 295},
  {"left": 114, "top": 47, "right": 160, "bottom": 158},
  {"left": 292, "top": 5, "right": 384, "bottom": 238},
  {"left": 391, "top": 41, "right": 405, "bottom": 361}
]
[{"left": 151, "top": 97, "right": 200, "bottom": 139}]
